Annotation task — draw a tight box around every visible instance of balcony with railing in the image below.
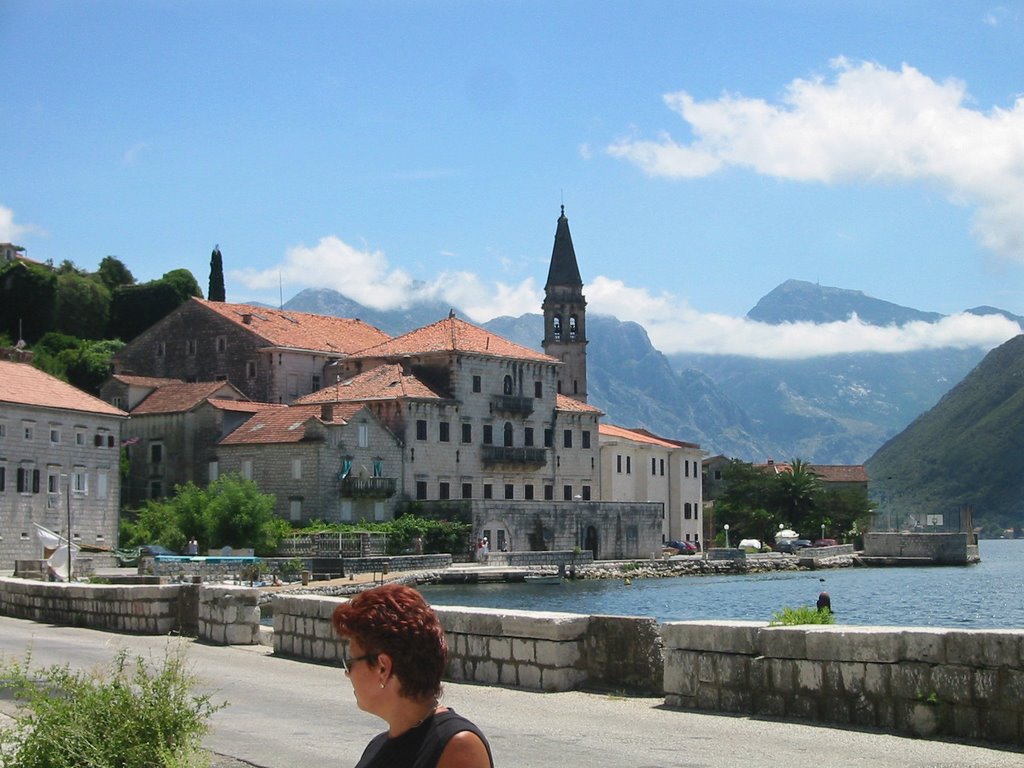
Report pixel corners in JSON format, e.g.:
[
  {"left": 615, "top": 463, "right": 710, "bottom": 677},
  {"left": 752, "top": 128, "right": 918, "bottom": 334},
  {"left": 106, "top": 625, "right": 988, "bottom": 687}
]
[
  {"left": 481, "top": 445, "right": 547, "bottom": 467},
  {"left": 339, "top": 476, "right": 397, "bottom": 498},
  {"left": 490, "top": 394, "right": 534, "bottom": 416}
]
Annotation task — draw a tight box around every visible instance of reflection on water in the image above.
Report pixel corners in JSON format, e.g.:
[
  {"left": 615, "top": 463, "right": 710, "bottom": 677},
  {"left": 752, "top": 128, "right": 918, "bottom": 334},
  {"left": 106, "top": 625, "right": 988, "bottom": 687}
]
[{"left": 421, "top": 539, "right": 1024, "bottom": 629}]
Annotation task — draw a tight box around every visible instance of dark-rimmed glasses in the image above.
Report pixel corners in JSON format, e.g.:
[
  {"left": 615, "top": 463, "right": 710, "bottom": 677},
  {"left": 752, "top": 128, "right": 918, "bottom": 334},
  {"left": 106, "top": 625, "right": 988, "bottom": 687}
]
[{"left": 341, "top": 651, "right": 377, "bottom": 674}]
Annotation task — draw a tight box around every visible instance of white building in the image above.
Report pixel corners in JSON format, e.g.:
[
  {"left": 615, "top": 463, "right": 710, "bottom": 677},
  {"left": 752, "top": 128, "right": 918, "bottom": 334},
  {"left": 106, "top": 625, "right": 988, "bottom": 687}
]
[
  {"left": 0, "top": 356, "right": 127, "bottom": 568},
  {"left": 599, "top": 423, "right": 705, "bottom": 550}
]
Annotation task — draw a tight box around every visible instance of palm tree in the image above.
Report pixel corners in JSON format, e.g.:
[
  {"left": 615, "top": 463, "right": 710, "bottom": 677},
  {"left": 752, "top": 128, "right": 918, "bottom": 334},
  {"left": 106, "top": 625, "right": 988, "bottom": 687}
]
[{"left": 774, "top": 458, "right": 822, "bottom": 534}]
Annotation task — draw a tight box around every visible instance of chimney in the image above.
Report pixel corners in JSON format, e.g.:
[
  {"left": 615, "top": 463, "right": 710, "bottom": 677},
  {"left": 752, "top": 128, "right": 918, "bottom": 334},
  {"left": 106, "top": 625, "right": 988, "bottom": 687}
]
[
  {"left": 321, "top": 404, "right": 334, "bottom": 422},
  {"left": 242, "top": 313, "right": 253, "bottom": 325}
]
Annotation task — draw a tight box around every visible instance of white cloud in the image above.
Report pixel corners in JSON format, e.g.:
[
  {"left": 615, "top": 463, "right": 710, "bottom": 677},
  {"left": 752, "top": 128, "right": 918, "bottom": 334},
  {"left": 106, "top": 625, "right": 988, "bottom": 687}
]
[
  {"left": 0, "top": 205, "right": 42, "bottom": 242},
  {"left": 230, "top": 235, "right": 542, "bottom": 318},
  {"left": 234, "top": 235, "right": 1020, "bottom": 359},
  {"left": 122, "top": 142, "right": 148, "bottom": 166},
  {"left": 608, "top": 58, "right": 1024, "bottom": 262},
  {"left": 586, "top": 276, "right": 1022, "bottom": 358}
]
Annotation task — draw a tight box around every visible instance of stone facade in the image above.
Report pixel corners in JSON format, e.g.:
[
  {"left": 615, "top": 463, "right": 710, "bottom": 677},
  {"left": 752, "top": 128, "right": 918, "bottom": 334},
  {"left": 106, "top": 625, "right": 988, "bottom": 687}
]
[
  {"left": 217, "top": 404, "right": 404, "bottom": 525},
  {"left": 0, "top": 365, "right": 125, "bottom": 567},
  {"left": 112, "top": 298, "right": 389, "bottom": 405}
]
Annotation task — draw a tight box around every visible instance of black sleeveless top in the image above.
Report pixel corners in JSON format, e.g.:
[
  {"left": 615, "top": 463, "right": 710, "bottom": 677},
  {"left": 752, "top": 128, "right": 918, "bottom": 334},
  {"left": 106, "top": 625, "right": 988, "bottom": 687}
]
[{"left": 354, "top": 709, "right": 494, "bottom": 768}]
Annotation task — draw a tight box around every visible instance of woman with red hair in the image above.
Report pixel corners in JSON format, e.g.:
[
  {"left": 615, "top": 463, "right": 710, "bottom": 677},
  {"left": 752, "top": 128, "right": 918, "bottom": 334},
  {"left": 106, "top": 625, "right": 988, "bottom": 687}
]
[{"left": 332, "top": 583, "right": 494, "bottom": 768}]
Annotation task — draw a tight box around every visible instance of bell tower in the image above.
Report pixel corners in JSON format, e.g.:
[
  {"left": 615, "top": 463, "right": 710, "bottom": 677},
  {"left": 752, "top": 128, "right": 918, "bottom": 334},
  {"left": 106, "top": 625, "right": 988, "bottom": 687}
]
[{"left": 542, "top": 206, "right": 588, "bottom": 403}]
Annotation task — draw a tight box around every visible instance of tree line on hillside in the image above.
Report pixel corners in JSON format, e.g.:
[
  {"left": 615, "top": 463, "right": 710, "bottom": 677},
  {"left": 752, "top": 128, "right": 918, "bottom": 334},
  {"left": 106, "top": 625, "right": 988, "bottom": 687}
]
[
  {"left": 0, "top": 247, "right": 226, "bottom": 394},
  {"left": 713, "top": 458, "right": 873, "bottom": 546}
]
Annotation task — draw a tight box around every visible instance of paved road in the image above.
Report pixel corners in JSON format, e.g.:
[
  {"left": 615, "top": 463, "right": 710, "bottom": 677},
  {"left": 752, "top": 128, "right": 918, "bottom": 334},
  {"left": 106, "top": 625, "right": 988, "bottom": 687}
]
[{"left": 0, "top": 616, "right": 1019, "bottom": 767}]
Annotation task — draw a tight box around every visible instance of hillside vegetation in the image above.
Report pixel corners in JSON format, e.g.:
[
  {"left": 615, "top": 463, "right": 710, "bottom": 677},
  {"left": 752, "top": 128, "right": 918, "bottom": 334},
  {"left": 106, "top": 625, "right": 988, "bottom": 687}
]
[{"left": 866, "top": 334, "right": 1024, "bottom": 531}]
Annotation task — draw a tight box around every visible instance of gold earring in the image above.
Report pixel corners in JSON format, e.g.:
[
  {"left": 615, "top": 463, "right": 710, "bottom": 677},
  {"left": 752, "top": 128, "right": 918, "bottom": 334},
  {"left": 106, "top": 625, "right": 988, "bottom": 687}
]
[{"left": 380, "top": 681, "right": 386, "bottom": 689}]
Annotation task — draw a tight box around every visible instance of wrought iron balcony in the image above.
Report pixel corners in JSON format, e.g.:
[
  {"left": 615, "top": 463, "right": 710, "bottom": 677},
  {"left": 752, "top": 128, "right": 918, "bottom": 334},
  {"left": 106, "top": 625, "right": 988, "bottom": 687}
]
[
  {"left": 340, "top": 476, "right": 397, "bottom": 498},
  {"left": 490, "top": 394, "right": 534, "bottom": 415},
  {"left": 481, "top": 445, "right": 547, "bottom": 467}
]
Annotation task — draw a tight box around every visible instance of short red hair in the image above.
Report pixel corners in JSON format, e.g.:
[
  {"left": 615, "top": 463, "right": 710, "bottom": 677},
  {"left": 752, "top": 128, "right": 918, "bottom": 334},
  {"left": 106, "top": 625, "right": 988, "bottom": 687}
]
[{"left": 332, "top": 583, "right": 447, "bottom": 702}]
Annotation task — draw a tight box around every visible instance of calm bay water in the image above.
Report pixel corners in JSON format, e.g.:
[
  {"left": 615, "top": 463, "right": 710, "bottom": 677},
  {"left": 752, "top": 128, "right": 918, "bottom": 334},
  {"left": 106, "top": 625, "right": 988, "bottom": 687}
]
[{"left": 421, "top": 539, "right": 1024, "bottom": 629}]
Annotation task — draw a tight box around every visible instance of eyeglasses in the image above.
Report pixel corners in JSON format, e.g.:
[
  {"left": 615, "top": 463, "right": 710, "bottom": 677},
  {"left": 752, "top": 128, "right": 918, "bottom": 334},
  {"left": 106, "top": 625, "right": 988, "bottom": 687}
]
[{"left": 341, "top": 651, "right": 377, "bottom": 674}]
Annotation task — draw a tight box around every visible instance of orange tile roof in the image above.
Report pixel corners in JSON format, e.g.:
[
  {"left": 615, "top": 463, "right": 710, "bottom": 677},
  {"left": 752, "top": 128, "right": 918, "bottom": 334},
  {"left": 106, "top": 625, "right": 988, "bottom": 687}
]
[
  {"left": 193, "top": 298, "right": 391, "bottom": 354},
  {"left": 295, "top": 363, "right": 447, "bottom": 404},
  {"left": 810, "top": 464, "right": 870, "bottom": 483},
  {"left": 352, "top": 315, "right": 556, "bottom": 363},
  {"left": 599, "top": 422, "right": 698, "bottom": 448},
  {"left": 0, "top": 361, "right": 126, "bottom": 417},
  {"left": 555, "top": 393, "right": 603, "bottom": 414},
  {"left": 131, "top": 382, "right": 245, "bottom": 415},
  {"left": 219, "top": 402, "right": 365, "bottom": 445},
  {"left": 207, "top": 398, "right": 282, "bottom": 413},
  {"left": 111, "top": 374, "right": 183, "bottom": 387}
]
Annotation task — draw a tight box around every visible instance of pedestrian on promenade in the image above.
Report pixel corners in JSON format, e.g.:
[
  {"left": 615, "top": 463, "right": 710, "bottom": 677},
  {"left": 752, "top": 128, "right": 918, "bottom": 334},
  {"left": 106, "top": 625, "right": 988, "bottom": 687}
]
[
  {"left": 817, "top": 591, "right": 832, "bottom": 614},
  {"left": 332, "top": 583, "right": 494, "bottom": 768}
]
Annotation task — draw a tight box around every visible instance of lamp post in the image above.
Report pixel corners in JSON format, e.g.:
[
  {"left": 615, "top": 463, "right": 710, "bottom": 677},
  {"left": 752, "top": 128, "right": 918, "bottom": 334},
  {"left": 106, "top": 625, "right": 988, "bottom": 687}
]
[
  {"left": 821, "top": 523, "right": 826, "bottom": 543},
  {"left": 723, "top": 524, "right": 730, "bottom": 548}
]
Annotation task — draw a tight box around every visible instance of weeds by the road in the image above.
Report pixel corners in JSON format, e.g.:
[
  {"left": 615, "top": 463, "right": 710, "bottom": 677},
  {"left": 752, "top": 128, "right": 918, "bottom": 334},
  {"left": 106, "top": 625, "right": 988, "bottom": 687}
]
[{"left": 0, "top": 645, "right": 225, "bottom": 768}]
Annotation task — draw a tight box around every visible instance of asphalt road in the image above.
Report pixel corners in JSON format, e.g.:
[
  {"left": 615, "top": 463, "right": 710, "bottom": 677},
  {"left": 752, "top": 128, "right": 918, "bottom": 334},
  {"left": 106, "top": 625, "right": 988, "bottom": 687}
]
[{"left": 0, "top": 616, "right": 1020, "bottom": 768}]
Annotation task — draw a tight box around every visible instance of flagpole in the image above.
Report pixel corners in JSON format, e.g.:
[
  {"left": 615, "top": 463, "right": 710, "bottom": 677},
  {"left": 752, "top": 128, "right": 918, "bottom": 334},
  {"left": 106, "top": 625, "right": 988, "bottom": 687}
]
[{"left": 67, "top": 474, "right": 73, "bottom": 580}]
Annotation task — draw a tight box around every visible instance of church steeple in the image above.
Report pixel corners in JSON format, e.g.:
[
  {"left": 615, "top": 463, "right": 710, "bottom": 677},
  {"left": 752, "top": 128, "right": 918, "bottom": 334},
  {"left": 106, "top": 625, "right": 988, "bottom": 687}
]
[{"left": 542, "top": 206, "right": 588, "bottom": 403}]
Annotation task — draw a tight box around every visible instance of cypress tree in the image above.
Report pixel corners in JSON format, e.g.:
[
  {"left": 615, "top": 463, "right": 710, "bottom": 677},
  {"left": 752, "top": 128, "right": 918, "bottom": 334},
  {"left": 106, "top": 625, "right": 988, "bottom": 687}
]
[{"left": 208, "top": 245, "right": 226, "bottom": 302}]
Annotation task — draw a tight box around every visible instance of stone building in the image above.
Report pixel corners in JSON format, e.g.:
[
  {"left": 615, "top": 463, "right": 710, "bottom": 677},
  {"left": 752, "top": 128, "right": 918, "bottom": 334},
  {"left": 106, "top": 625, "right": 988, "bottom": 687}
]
[
  {"left": 217, "top": 403, "right": 403, "bottom": 525},
  {"left": 599, "top": 423, "right": 705, "bottom": 550},
  {"left": 100, "top": 375, "right": 275, "bottom": 507},
  {"left": 111, "top": 297, "right": 391, "bottom": 404},
  {"left": 0, "top": 356, "right": 126, "bottom": 567}
]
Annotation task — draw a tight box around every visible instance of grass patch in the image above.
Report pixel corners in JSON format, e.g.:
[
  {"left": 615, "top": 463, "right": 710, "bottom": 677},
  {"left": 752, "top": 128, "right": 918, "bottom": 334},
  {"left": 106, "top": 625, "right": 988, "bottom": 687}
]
[{"left": 769, "top": 604, "right": 836, "bottom": 626}]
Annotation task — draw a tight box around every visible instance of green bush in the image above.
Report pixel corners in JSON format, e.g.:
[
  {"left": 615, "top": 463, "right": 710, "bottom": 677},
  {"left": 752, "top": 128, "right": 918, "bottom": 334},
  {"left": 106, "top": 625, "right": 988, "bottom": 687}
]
[
  {"left": 769, "top": 604, "right": 836, "bottom": 626},
  {"left": 0, "top": 646, "right": 225, "bottom": 768}
]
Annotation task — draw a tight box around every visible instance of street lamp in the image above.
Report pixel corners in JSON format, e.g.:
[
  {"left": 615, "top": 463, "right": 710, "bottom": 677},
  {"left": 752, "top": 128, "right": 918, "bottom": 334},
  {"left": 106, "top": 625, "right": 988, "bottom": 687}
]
[
  {"left": 723, "top": 524, "right": 730, "bottom": 548},
  {"left": 821, "top": 523, "right": 826, "bottom": 543}
]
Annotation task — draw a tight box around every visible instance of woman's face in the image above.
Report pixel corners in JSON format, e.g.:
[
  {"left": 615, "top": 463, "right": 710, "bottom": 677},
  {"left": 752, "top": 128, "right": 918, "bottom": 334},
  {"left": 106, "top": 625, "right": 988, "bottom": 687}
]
[{"left": 343, "top": 637, "right": 381, "bottom": 714}]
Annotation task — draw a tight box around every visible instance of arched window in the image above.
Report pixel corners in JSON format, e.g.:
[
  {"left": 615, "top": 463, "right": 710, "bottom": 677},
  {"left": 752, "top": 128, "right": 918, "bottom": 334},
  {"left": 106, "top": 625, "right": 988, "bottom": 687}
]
[
  {"left": 568, "top": 315, "right": 578, "bottom": 341},
  {"left": 503, "top": 374, "right": 513, "bottom": 395},
  {"left": 503, "top": 422, "right": 514, "bottom": 447},
  {"left": 552, "top": 315, "right": 562, "bottom": 342}
]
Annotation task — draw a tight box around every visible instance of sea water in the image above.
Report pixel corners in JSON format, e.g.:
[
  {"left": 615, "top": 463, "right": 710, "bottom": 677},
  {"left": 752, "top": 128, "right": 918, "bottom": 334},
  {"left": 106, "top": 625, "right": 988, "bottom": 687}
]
[{"left": 420, "top": 538, "right": 1024, "bottom": 629}]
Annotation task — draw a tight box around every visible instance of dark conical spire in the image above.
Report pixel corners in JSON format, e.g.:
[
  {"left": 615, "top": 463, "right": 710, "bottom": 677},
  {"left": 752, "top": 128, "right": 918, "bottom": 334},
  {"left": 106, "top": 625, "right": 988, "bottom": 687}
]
[{"left": 545, "top": 205, "right": 583, "bottom": 289}]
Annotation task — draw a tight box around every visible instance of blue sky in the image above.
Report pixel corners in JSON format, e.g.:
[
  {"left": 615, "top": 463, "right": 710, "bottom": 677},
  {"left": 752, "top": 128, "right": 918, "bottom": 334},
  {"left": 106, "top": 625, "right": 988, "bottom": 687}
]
[{"left": 3, "top": 1, "right": 1024, "bottom": 358}]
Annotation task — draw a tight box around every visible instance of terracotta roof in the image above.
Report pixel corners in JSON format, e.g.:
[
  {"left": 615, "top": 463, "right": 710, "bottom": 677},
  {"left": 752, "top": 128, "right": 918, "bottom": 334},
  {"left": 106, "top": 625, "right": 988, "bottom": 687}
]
[
  {"left": 351, "top": 315, "right": 556, "bottom": 363},
  {"left": 0, "top": 361, "right": 126, "bottom": 417},
  {"left": 295, "top": 363, "right": 447, "bottom": 404},
  {"left": 193, "top": 298, "right": 391, "bottom": 354},
  {"left": 130, "top": 381, "right": 245, "bottom": 415},
  {"left": 219, "top": 402, "right": 365, "bottom": 445},
  {"left": 753, "top": 461, "right": 868, "bottom": 484},
  {"left": 206, "top": 398, "right": 283, "bottom": 413},
  {"left": 555, "top": 393, "right": 603, "bottom": 414},
  {"left": 810, "top": 464, "right": 870, "bottom": 483},
  {"left": 111, "top": 374, "right": 182, "bottom": 387},
  {"left": 600, "top": 423, "right": 681, "bottom": 448},
  {"left": 629, "top": 427, "right": 700, "bottom": 450}
]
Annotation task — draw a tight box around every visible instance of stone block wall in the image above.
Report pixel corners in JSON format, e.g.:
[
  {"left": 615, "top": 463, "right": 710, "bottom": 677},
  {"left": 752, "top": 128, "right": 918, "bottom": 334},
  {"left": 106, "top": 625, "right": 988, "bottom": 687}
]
[
  {"left": 662, "top": 621, "right": 1024, "bottom": 747},
  {"left": 863, "top": 532, "right": 977, "bottom": 564},
  {"left": 0, "top": 576, "right": 181, "bottom": 634},
  {"left": 270, "top": 594, "right": 662, "bottom": 693},
  {"left": 198, "top": 585, "right": 261, "bottom": 645}
]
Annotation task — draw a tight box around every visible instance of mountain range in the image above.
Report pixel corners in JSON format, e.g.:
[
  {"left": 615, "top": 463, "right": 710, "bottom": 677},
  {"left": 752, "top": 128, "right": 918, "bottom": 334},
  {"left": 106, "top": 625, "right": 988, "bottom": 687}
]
[{"left": 282, "top": 280, "right": 1022, "bottom": 468}]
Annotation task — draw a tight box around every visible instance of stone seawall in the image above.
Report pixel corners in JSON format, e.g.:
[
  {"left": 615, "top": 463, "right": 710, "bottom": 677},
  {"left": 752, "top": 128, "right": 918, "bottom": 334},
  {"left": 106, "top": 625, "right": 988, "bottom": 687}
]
[
  {"left": 0, "top": 577, "right": 262, "bottom": 645},
  {"left": 663, "top": 620, "right": 1024, "bottom": 747},
  {"left": 271, "top": 594, "right": 663, "bottom": 694}
]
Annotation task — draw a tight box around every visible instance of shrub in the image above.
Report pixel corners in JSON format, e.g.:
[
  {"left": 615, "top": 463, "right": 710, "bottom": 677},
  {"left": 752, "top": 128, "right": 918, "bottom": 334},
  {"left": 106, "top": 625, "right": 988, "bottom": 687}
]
[
  {"left": 769, "top": 604, "right": 835, "bottom": 626},
  {"left": 0, "top": 646, "right": 225, "bottom": 768}
]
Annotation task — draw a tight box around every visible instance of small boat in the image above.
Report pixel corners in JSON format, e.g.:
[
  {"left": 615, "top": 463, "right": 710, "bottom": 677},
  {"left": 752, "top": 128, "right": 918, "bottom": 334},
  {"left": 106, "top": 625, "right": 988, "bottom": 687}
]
[{"left": 524, "top": 574, "right": 562, "bottom": 585}]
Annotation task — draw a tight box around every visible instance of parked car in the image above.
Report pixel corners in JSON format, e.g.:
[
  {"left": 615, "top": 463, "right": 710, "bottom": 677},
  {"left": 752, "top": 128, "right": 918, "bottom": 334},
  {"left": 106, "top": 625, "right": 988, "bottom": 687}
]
[
  {"left": 811, "top": 538, "right": 839, "bottom": 547},
  {"left": 666, "top": 540, "right": 698, "bottom": 554},
  {"left": 777, "top": 539, "right": 812, "bottom": 554}
]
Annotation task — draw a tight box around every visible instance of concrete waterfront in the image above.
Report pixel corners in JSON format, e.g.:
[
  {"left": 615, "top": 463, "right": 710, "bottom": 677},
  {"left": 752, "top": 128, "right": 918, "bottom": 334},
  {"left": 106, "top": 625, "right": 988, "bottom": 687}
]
[{"left": 0, "top": 615, "right": 1020, "bottom": 767}]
